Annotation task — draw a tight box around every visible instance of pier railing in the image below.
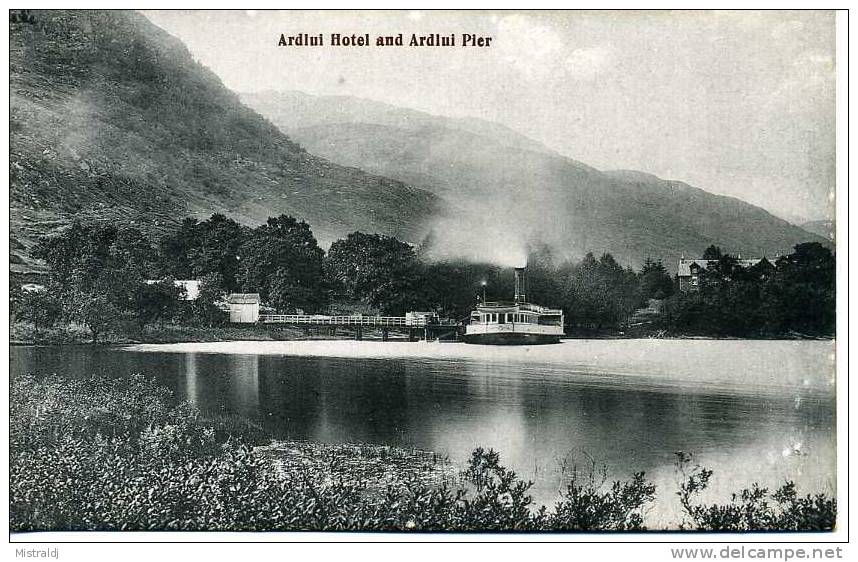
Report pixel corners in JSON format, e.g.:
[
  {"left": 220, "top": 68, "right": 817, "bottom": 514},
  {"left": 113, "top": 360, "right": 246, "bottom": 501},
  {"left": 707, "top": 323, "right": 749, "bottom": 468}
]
[{"left": 257, "top": 314, "right": 429, "bottom": 327}]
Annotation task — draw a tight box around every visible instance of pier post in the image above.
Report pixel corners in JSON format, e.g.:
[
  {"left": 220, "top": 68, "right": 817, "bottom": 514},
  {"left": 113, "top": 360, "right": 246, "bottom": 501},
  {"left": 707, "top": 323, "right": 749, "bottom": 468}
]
[{"left": 355, "top": 327, "right": 363, "bottom": 341}]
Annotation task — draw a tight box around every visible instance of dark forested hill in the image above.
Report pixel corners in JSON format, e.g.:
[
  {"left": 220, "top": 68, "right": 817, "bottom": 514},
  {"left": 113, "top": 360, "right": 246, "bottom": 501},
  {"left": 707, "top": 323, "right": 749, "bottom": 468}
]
[
  {"left": 241, "top": 90, "right": 831, "bottom": 268},
  {"left": 9, "top": 11, "right": 440, "bottom": 272}
]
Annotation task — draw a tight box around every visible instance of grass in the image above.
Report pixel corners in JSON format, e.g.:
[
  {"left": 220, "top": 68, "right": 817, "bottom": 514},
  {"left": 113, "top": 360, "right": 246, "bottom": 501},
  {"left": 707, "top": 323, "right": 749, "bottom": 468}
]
[{"left": 10, "top": 372, "right": 836, "bottom": 532}]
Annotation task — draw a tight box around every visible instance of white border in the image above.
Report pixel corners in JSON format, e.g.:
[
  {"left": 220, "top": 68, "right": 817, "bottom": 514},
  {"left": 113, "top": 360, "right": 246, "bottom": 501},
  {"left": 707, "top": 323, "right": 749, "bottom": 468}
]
[{"left": 3, "top": 2, "right": 851, "bottom": 558}]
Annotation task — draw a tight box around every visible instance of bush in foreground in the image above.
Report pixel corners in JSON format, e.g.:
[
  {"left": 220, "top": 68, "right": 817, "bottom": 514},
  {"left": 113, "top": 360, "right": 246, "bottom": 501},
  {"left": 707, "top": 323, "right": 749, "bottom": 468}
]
[
  {"left": 675, "top": 452, "right": 836, "bottom": 531},
  {"left": 10, "top": 374, "right": 835, "bottom": 532}
]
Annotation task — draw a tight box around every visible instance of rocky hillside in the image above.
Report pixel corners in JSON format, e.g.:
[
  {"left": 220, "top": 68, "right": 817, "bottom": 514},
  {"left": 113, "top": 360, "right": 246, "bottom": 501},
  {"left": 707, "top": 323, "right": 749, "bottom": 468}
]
[
  {"left": 10, "top": 11, "right": 440, "bottom": 273},
  {"left": 241, "top": 90, "right": 831, "bottom": 268}
]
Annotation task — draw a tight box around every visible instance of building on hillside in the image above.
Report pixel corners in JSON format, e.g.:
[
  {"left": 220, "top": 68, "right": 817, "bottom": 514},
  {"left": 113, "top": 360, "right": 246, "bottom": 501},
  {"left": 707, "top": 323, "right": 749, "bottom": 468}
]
[
  {"left": 228, "top": 293, "right": 261, "bottom": 323},
  {"left": 144, "top": 279, "right": 201, "bottom": 300},
  {"left": 677, "top": 257, "right": 767, "bottom": 292}
]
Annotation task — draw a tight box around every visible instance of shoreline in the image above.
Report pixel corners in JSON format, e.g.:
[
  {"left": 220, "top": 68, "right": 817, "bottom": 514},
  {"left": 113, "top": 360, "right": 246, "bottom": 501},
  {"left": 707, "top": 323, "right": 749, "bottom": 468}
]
[
  {"left": 10, "top": 334, "right": 834, "bottom": 347},
  {"left": 10, "top": 322, "right": 834, "bottom": 347}
]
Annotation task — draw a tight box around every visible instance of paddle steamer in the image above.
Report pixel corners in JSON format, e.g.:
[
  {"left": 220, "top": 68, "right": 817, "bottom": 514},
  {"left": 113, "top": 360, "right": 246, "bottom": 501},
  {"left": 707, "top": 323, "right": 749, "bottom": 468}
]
[{"left": 463, "top": 267, "right": 564, "bottom": 345}]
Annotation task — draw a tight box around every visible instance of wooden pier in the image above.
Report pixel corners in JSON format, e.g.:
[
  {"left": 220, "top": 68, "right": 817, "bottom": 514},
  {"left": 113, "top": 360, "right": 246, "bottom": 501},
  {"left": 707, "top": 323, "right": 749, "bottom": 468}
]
[
  {"left": 256, "top": 313, "right": 460, "bottom": 341},
  {"left": 258, "top": 314, "right": 424, "bottom": 327}
]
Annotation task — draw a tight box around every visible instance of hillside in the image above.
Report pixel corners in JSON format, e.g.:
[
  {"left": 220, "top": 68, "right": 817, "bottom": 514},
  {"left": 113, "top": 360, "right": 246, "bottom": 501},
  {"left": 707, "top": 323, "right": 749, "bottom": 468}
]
[
  {"left": 9, "top": 11, "right": 441, "bottom": 273},
  {"left": 801, "top": 220, "right": 835, "bottom": 241},
  {"left": 240, "top": 90, "right": 555, "bottom": 158},
  {"left": 241, "top": 90, "right": 831, "bottom": 268}
]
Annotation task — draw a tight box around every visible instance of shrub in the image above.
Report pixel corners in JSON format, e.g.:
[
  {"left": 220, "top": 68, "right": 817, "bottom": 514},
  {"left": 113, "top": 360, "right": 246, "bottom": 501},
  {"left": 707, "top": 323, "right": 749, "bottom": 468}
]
[
  {"left": 9, "top": 374, "right": 834, "bottom": 532},
  {"left": 550, "top": 454, "right": 655, "bottom": 531},
  {"left": 675, "top": 452, "right": 836, "bottom": 531}
]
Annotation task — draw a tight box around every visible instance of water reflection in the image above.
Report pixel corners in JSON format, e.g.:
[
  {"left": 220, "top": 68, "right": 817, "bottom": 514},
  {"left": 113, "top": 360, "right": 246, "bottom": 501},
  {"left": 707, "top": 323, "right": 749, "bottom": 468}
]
[
  {"left": 10, "top": 344, "right": 835, "bottom": 524},
  {"left": 229, "top": 354, "right": 259, "bottom": 417},
  {"left": 184, "top": 353, "right": 198, "bottom": 406}
]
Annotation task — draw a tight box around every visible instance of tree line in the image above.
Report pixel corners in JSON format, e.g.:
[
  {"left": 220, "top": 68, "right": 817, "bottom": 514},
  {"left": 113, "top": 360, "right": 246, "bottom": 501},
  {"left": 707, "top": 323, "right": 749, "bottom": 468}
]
[
  {"left": 659, "top": 244, "right": 835, "bottom": 337},
  {"left": 11, "top": 213, "right": 833, "bottom": 341}
]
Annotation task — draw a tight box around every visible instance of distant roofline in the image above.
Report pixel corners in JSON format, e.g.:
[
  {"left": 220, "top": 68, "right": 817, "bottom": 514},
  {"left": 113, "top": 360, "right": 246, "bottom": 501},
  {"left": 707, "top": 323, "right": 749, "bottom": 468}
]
[{"left": 677, "top": 257, "right": 770, "bottom": 277}]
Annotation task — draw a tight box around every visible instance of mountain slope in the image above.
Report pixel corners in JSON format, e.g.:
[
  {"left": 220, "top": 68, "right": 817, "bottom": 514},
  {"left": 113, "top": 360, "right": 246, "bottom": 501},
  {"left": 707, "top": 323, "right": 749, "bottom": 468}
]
[
  {"left": 10, "top": 11, "right": 440, "bottom": 272},
  {"left": 800, "top": 220, "right": 835, "bottom": 241},
  {"left": 240, "top": 90, "right": 556, "bottom": 157},
  {"left": 241, "top": 90, "right": 831, "bottom": 268}
]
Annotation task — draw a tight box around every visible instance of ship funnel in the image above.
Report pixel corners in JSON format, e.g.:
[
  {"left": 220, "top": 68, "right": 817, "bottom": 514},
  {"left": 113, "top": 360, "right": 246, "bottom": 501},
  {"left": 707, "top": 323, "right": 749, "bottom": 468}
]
[{"left": 514, "top": 267, "right": 526, "bottom": 303}]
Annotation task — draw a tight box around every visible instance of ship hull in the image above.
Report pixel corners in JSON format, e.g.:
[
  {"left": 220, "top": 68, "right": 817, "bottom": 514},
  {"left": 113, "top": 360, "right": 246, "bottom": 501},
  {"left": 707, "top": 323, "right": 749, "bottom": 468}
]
[{"left": 462, "top": 332, "right": 561, "bottom": 345}]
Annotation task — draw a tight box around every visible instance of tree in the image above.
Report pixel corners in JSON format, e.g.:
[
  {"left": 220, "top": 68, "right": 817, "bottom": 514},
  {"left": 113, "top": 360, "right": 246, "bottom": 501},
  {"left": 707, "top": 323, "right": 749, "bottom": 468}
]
[
  {"left": 325, "top": 232, "right": 426, "bottom": 314},
  {"left": 192, "top": 272, "right": 228, "bottom": 327},
  {"left": 32, "top": 222, "right": 155, "bottom": 296},
  {"left": 702, "top": 245, "right": 723, "bottom": 260},
  {"left": 238, "top": 215, "right": 327, "bottom": 313},
  {"left": 663, "top": 243, "right": 835, "bottom": 337},
  {"left": 11, "top": 288, "right": 62, "bottom": 342},
  {"left": 638, "top": 258, "right": 674, "bottom": 300},
  {"left": 157, "top": 217, "right": 199, "bottom": 279},
  {"left": 559, "top": 252, "right": 640, "bottom": 332},
  {"left": 111, "top": 227, "right": 158, "bottom": 279},
  {"left": 189, "top": 214, "right": 246, "bottom": 291},
  {"left": 32, "top": 222, "right": 112, "bottom": 291},
  {"left": 132, "top": 280, "right": 185, "bottom": 326},
  {"left": 771, "top": 243, "right": 835, "bottom": 335},
  {"left": 419, "top": 261, "right": 504, "bottom": 320},
  {"left": 31, "top": 223, "right": 158, "bottom": 337},
  {"left": 66, "top": 290, "right": 120, "bottom": 344},
  {"left": 157, "top": 214, "right": 247, "bottom": 290},
  {"left": 523, "top": 244, "right": 563, "bottom": 307}
]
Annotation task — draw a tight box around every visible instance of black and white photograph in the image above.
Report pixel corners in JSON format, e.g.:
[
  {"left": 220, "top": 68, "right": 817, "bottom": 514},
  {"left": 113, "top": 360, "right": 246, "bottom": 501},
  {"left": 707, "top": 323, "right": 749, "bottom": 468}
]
[{"left": 6, "top": 5, "right": 848, "bottom": 551}]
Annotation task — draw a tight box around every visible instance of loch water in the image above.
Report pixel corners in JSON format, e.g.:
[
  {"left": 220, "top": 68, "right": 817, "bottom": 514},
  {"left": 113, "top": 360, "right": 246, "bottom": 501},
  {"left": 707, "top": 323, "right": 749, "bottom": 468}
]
[{"left": 11, "top": 339, "right": 836, "bottom": 527}]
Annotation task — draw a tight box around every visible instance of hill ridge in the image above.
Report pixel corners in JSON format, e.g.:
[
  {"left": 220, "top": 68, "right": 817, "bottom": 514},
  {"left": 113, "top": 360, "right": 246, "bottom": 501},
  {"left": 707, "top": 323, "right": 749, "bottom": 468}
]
[
  {"left": 241, "top": 90, "right": 830, "bottom": 268},
  {"left": 10, "top": 10, "right": 441, "bottom": 272}
]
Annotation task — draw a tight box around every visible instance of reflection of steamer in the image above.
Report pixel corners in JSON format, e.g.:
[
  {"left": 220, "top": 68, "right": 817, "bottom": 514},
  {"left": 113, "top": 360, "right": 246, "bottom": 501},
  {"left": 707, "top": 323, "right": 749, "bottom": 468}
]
[{"left": 463, "top": 267, "right": 564, "bottom": 345}]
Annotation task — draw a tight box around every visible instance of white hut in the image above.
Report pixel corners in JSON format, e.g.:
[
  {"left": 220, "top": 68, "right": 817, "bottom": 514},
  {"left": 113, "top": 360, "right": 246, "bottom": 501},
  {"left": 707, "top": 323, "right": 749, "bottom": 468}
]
[{"left": 227, "top": 293, "right": 261, "bottom": 323}]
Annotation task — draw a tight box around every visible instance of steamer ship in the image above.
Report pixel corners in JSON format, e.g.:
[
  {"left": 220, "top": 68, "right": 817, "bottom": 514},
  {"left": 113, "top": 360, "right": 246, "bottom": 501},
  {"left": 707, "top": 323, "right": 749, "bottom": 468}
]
[{"left": 463, "top": 267, "right": 564, "bottom": 345}]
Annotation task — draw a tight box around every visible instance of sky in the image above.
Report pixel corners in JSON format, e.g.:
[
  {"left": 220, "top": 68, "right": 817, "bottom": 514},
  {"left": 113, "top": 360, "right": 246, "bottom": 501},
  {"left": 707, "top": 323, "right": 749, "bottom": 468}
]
[{"left": 143, "top": 10, "right": 836, "bottom": 224}]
